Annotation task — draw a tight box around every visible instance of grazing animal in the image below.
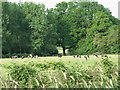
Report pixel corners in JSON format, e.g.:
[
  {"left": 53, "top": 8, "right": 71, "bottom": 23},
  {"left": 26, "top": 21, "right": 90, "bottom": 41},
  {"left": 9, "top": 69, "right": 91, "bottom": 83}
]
[
  {"left": 28, "top": 54, "right": 33, "bottom": 59},
  {"left": 21, "top": 56, "right": 25, "bottom": 59},
  {"left": 104, "top": 55, "right": 108, "bottom": 58},
  {"left": 73, "top": 55, "right": 76, "bottom": 58},
  {"left": 87, "top": 55, "right": 89, "bottom": 58},
  {"left": 84, "top": 56, "right": 88, "bottom": 61},
  {"left": 93, "top": 52, "right": 103, "bottom": 58},
  {"left": 58, "top": 54, "right": 62, "bottom": 58},
  {"left": 77, "top": 55, "right": 79, "bottom": 58},
  {"left": 11, "top": 56, "right": 18, "bottom": 59},
  {"left": 73, "top": 55, "right": 81, "bottom": 58},
  {"left": 34, "top": 55, "right": 38, "bottom": 58},
  {"left": 102, "top": 55, "right": 108, "bottom": 58},
  {"left": 27, "top": 55, "right": 30, "bottom": 59},
  {"left": 77, "top": 55, "right": 81, "bottom": 58},
  {"left": 79, "top": 55, "right": 81, "bottom": 58},
  {"left": 94, "top": 54, "right": 98, "bottom": 58}
]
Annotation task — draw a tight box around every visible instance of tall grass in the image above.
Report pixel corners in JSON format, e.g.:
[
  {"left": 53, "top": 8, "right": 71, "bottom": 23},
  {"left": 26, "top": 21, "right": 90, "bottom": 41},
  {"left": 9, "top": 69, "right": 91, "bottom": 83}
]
[{"left": 1, "top": 58, "right": 118, "bottom": 88}]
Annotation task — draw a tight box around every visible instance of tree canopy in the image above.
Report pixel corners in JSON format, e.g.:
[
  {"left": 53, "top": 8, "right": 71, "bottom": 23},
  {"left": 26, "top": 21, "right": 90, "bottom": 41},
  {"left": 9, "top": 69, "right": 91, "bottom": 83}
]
[{"left": 2, "top": 1, "right": 119, "bottom": 57}]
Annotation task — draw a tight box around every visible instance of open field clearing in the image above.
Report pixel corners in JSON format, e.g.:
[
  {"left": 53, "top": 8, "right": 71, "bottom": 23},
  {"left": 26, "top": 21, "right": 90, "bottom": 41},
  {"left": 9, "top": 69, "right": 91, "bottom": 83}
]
[
  {"left": 0, "top": 54, "right": 118, "bottom": 67},
  {"left": 2, "top": 0, "right": 119, "bottom": 88},
  {"left": 0, "top": 55, "right": 119, "bottom": 88}
]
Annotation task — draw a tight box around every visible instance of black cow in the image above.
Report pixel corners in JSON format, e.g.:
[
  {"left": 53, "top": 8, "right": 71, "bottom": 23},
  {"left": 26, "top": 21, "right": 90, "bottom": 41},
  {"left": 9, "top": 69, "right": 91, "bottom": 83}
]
[
  {"left": 73, "top": 55, "right": 81, "bottom": 58},
  {"left": 77, "top": 55, "right": 79, "bottom": 58},
  {"left": 94, "top": 54, "right": 98, "bottom": 58},
  {"left": 87, "top": 55, "right": 89, "bottom": 58},
  {"left": 21, "top": 56, "right": 25, "bottom": 59},
  {"left": 84, "top": 56, "right": 88, "bottom": 61},
  {"left": 77, "top": 55, "right": 81, "bottom": 58},
  {"left": 93, "top": 52, "right": 103, "bottom": 58},
  {"left": 73, "top": 55, "right": 76, "bottom": 58},
  {"left": 102, "top": 55, "right": 108, "bottom": 58},
  {"left": 58, "top": 54, "right": 62, "bottom": 58}
]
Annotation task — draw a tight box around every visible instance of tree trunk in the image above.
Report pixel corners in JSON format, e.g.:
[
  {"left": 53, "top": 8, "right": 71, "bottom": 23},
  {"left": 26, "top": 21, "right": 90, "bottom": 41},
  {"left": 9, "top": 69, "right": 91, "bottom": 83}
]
[{"left": 62, "top": 46, "right": 66, "bottom": 56}]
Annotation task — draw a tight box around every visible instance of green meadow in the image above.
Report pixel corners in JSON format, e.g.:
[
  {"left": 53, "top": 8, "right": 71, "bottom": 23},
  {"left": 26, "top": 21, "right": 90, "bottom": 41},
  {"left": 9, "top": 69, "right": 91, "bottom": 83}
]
[
  {"left": 0, "top": 54, "right": 118, "bottom": 66},
  {"left": 0, "top": 55, "right": 118, "bottom": 88}
]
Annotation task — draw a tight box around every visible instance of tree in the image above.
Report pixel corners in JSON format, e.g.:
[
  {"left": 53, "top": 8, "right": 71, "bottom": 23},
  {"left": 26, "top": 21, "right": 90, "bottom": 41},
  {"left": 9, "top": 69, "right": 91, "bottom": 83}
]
[
  {"left": 2, "top": 2, "right": 31, "bottom": 55},
  {"left": 67, "top": 1, "right": 119, "bottom": 54},
  {"left": 54, "top": 1, "right": 72, "bottom": 55},
  {"left": 22, "top": 2, "right": 58, "bottom": 56},
  {"left": 2, "top": 1, "right": 119, "bottom": 57}
]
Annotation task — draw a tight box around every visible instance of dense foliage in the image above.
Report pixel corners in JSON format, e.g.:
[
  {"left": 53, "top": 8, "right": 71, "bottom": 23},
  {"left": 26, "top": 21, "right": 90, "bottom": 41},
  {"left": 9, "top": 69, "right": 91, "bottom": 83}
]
[{"left": 2, "top": 1, "right": 119, "bottom": 57}]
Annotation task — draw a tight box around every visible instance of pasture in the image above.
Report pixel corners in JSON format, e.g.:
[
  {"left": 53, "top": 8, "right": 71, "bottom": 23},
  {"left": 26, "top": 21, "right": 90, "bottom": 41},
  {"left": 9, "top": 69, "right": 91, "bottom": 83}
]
[
  {"left": 0, "top": 54, "right": 119, "bottom": 88},
  {"left": 0, "top": 54, "right": 118, "bottom": 65}
]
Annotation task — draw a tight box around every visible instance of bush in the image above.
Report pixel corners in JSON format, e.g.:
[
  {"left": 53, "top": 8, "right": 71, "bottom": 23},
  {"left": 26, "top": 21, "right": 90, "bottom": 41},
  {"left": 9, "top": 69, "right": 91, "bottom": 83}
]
[
  {"left": 48, "top": 62, "right": 68, "bottom": 71},
  {"left": 34, "top": 61, "right": 67, "bottom": 71},
  {"left": 101, "top": 58, "right": 117, "bottom": 79},
  {"left": 9, "top": 63, "right": 38, "bottom": 88}
]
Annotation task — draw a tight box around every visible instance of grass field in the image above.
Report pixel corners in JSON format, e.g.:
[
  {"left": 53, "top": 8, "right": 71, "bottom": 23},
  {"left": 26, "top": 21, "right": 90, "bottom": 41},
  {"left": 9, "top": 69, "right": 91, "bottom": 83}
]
[
  {"left": 0, "top": 54, "right": 118, "bottom": 66},
  {"left": 0, "top": 54, "right": 119, "bottom": 88}
]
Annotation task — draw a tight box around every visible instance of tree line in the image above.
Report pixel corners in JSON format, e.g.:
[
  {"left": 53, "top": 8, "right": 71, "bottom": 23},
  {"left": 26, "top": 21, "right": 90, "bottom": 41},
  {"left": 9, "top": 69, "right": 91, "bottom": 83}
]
[{"left": 2, "top": 1, "right": 120, "bottom": 57}]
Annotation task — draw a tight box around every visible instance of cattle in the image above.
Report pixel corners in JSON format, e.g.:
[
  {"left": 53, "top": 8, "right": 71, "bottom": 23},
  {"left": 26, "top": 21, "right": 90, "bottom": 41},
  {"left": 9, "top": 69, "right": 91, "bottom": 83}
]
[
  {"left": 73, "top": 55, "right": 81, "bottom": 58},
  {"left": 77, "top": 55, "right": 81, "bottom": 58},
  {"left": 87, "top": 55, "right": 89, "bottom": 58},
  {"left": 104, "top": 55, "right": 108, "bottom": 58},
  {"left": 11, "top": 56, "right": 18, "bottom": 59},
  {"left": 34, "top": 55, "right": 38, "bottom": 58},
  {"left": 79, "top": 55, "right": 81, "bottom": 58},
  {"left": 21, "top": 56, "right": 25, "bottom": 59},
  {"left": 93, "top": 52, "right": 102, "bottom": 58},
  {"left": 84, "top": 56, "right": 88, "bottom": 61},
  {"left": 77, "top": 55, "right": 79, "bottom": 58},
  {"left": 102, "top": 54, "right": 108, "bottom": 58},
  {"left": 73, "top": 55, "right": 76, "bottom": 58},
  {"left": 58, "top": 54, "right": 62, "bottom": 58},
  {"left": 94, "top": 54, "right": 98, "bottom": 58},
  {"left": 20, "top": 54, "right": 39, "bottom": 59},
  {"left": 27, "top": 55, "right": 30, "bottom": 59},
  {"left": 27, "top": 54, "right": 33, "bottom": 59}
]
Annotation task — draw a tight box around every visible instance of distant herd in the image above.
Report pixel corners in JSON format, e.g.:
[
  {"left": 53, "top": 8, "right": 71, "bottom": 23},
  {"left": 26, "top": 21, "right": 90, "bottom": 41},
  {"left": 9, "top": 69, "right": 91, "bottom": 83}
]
[
  {"left": 10, "top": 52, "right": 109, "bottom": 60},
  {"left": 11, "top": 54, "right": 38, "bottom": 59},
  {"left": 72, "top": 54, "right": 109, "bottom": 61}
]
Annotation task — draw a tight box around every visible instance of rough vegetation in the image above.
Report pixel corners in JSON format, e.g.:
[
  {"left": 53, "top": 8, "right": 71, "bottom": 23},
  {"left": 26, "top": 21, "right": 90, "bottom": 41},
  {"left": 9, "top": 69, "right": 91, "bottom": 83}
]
[
  {"left": 1, "top": 0, "right": 119, "bottom": 89},
  {"left": 1, "top": 58, "right": 118, "bottom": 88}
]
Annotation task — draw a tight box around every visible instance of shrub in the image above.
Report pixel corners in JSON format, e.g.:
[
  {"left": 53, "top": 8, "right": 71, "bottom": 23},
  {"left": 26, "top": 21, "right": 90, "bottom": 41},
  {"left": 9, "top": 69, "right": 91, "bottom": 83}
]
[
  {"left": 9, "top": 63, "right": 38, "bottom": 88},
  {"left": 101, "top": 58, "right": 117, "bottom": 79},
  {"left": 48, "top": 62, "right": 68, "bottom": 71}
]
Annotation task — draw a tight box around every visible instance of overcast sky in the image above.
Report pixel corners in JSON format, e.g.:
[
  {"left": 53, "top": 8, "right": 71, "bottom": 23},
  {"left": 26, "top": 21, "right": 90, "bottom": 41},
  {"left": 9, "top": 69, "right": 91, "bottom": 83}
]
[{"left": 7, "top": 0, "right": 119, "bottom": 18}]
